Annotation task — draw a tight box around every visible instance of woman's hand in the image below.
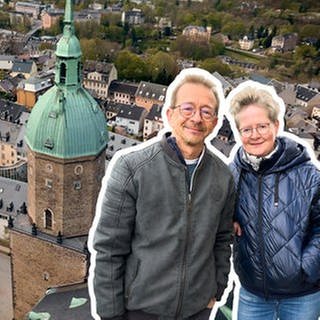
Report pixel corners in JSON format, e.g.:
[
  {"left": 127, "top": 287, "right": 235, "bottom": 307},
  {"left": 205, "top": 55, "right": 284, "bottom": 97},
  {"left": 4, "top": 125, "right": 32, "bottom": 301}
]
[
  {"left": 207, "top": 298, "right": 216, "bottom": 308},
  {"left": 233, "top": 222, "right": 242, "bottom": 236}
]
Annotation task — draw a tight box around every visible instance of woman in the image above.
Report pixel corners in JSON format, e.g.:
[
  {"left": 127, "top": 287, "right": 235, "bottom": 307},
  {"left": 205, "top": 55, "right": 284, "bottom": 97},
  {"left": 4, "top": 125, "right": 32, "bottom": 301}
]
[{"left": 226, "top": 81, "right": 320, "bottom": 320}]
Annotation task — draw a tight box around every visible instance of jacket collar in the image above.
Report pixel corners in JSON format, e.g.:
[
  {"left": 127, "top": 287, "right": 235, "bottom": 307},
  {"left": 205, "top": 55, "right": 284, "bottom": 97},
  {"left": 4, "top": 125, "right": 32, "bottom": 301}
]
[
  {"left": 160, "top": 132, "right": 206, "bottom": 166},
  {"left": 235, "top": 136, "right": 310, "bottom": 174}
]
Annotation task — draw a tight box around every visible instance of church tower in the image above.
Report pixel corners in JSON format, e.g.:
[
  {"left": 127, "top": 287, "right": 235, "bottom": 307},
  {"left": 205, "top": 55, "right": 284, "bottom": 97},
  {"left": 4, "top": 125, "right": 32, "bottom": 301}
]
[
  {"left": 9, "top": 0, "right": 108, "bottom": 317},
  {"left": 25, "top": 0, "right": 108, "bottom": 237}
]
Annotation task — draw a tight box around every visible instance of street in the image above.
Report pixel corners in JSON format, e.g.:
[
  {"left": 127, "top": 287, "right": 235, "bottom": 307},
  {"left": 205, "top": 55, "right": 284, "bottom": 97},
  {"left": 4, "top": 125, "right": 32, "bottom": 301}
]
[{"left": 0, "top": 252, "right": 13, "bottom": 320}]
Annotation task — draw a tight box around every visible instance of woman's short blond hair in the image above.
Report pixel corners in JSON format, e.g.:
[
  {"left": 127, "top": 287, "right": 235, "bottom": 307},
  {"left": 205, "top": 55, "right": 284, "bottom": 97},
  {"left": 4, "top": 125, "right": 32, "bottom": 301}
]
[{"left": 229, "top": 84, "right": 280, "bottom": 128}]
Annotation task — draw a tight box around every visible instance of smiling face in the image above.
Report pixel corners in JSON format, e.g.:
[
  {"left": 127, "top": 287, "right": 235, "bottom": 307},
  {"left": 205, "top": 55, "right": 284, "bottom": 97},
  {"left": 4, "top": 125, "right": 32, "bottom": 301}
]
[
  {"left": 237, "top": 104, "right": 279, "bottom": 157},
  {"left": 166, "top": 82, "right": 218, "bottom": 159}
]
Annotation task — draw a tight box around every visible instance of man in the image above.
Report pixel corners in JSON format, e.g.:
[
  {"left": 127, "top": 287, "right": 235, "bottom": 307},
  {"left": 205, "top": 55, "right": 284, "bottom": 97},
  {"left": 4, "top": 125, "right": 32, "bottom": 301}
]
[{"left": 88, "top": 68, "right": 235, "bottom": 320}]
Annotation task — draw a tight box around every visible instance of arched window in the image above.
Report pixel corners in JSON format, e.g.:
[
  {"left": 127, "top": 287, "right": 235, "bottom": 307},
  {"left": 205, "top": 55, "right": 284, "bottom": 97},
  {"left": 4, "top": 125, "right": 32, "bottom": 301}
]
[
  {"left": 78, "top": 62, "right": 81, "bottom": 82},
  {"left": 60, "top": 63, "right": 66, "bottom": 84},
  {"left": 45, "top": 209, "right": 53, "bottom": 230}
]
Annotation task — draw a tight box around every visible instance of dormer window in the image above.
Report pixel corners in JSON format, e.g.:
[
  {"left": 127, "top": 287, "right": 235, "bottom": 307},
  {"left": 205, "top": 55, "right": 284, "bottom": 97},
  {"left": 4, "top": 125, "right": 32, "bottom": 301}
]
[{"left": 44, "top": 138, "right": 54, "bottom": 149}]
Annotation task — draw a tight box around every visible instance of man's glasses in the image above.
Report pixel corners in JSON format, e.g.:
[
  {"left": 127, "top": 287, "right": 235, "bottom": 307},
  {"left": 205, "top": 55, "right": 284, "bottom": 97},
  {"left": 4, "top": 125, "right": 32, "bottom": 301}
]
[
  {"left": 171, "top": 103, "right": 217, "bottom": 121},
  {"left": 239, "top": 123, "right": 271, "bottom": 138}
]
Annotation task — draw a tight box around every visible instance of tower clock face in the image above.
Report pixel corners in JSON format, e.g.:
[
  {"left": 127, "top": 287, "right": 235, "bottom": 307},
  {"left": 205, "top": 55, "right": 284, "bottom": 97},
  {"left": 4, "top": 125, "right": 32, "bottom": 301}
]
[
  {"left": 46, "top": 164, "right": 53, "bottom": 173},
  {"left": 74, "top": 165, "right": 83, "bottom": 175}
]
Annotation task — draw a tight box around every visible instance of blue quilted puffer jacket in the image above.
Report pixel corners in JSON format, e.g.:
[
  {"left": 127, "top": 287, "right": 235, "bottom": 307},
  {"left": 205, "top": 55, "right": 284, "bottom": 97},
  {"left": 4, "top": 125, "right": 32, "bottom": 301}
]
[{"left": 230, "top": 136, "right": 320, "bottom": 299}]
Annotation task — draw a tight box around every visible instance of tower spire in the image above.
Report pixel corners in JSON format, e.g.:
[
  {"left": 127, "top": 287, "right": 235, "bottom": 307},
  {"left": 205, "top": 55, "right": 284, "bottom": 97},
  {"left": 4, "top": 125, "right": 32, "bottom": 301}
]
[
  {"left": 64, "top": 0, "right": 73, "bottom": 25},
  {"left": 54, "top": 0, "right": 81, "bottom": 87}
]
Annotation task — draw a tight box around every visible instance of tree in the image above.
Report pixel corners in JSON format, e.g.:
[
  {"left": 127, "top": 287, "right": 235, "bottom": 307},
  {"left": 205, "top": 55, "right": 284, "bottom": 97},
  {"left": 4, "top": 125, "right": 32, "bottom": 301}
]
[
  {"left": 75, "top": 21, "right": 104, "bottom": 39},
  {"left": 172, "top": 35, "right": 224, "bottom": 61},
  {"left": 105, "top": 25, "right": 125, "bottom": 43},
  {"left": 130, "top": 28, "right": 137, "bottom": 46},
  {"left": 293, "top": 45, "right": 319, "bottom": 78},
  {"left": 80, "top": 39, "right": 120, "bottom": 62},
  {"left": 264, "top": 26, "right": 277, "bottom": 48},
  {"left": 300, "top": 24, "right": 319, "bottom": 41},
  {"left": 39, "top": 42, "right": 55, "bottom": 51},
  {"left": 205, "top": 12, "right": 222, "bottom": 31},
  {"left": 209, "top": 39, "right": 225, "bottom": 57},
  {"left": 0, "top": 11, "right": 10, "bottom": 28},
  {"left": 221, "top": 21, "right": 246, "bottom": 40},
  {"left": 100, "top": 14, "right": 110, "bottom": 27},
  {"left": 257, "top": 25, "right": 265, "bottom": 39},
  {"left": 146, "top": 51, "right": 178, "bottom": 85},
  {"left": 176, "top": 12, "right": 196, "bottom": 27},
  {"left": 294, "top": 45, "right": 317, "bottom": 60},
  {"left": 248, "top": 25, "right": 255, "bottom": 39},
  {"left": 199, "top": 58, "right": 232, "bottom": 76},
  {"left": 115, "top": 50, "right": 149, "bottom": 81},
  {"left": 100, "top": 12, "right": 122, "bottom": 26}
]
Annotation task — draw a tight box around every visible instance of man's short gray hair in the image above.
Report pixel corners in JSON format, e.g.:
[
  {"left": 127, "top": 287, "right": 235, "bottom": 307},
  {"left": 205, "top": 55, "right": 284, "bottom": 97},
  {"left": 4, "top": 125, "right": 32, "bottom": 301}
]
[{"left": 164, "top": 68, "right": 221, "bottom": 113}]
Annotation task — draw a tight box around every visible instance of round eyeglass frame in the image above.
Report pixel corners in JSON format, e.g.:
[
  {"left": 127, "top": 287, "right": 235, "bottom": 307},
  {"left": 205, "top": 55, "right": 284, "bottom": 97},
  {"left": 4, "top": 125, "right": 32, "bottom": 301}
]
[
  {"left": 239, "top": 123, "right": 272, "bottom": 138},
  {"left": 171, "top": 103, "right": 217, "bottom": 121}
]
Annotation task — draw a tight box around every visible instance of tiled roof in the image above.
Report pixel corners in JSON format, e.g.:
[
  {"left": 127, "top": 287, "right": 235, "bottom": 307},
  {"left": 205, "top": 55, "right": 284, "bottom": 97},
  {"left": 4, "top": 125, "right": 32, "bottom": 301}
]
[
  {"left": 0, "top": 79, "right": 15, "bottom": 92},
  {"left": 136, "top": 81, "right": 167, "bottom": 102},
  {"left": 296, "top": 85, "right": 318, "bottom": 102},
  {"left": 12, "top": 59, "right": 34, "bottom": 74},
  {"left": 145, "top": 104, "right": 163, "bottom": 121},
  {"left": 249, "top": 74, "right": 271, "bottom": 85},
  {"left": 106, "top": 132, "right": 140, "bottom": 158},
  {"left": 0, "top": 176, "right": 27, "bottom": 219},
  {"left": 117, "top": 103, "right": 145, "bottom": 121},
  {"left": 83, "top": 60, "right": 114, "bottom": 74},
  {"left": 105, "top": 101, "right": 121, "bottom": 114},
  {"left": 0, "top": 55, "right": 15, "bottom": 62},
  {"left": 108, "top": 80, "right": 138, "bottom": 96},
  {"left": 0, "top": 99, "right": 27, "bottom": 123}
]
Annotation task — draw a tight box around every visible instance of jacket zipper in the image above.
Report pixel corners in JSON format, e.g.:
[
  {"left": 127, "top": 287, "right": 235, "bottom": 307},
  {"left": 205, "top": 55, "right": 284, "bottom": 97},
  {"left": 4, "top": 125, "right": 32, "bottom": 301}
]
[
  {"left": 258, "top": 175, "right": 268, "bottom": 298},
  {"left": 175, "top": 161, "right": 200, "bottom": 318},
  {"left": 175, "top": 191, "right": 192, "bottom": 318}
]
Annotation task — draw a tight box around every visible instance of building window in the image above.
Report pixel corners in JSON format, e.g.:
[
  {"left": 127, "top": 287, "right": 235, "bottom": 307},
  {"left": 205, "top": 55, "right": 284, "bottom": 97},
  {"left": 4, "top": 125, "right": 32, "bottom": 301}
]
[
  {"left": 60, "top": 63, "right": 66, "bottom": 83},
  {"left": 78, "top": 62, "right": 81, "bottom": 82},
  {"left": 45, "top": 209, "right": 53, "bottom": 230},
  {"left": 43, "top": 271, "right": 50, "bottom": 281},
  {"left": 74, "top": 181, "right": 81, "bottom": 190},
  {"left": 45, "top": 178, "right": 53, "bottom": 188}
]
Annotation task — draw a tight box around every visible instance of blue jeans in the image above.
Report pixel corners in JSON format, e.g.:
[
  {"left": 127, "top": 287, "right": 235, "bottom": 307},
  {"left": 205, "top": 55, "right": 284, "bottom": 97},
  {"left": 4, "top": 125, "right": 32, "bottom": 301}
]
[{"left": 237, "top": 287, "right": 320, "bottom": 320}]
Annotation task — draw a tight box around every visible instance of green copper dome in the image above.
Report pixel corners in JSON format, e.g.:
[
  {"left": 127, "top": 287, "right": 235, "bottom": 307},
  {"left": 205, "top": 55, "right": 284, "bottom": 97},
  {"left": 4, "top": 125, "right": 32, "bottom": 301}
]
[
  {"left": 25, "top": 0, "right": 108, "bottom": 159},
  {"left": 56, "top": 30, "right": 81, "bottom": 58},
  {"left": 25, "top": 86, "right": 108, "bottom": 158},
  {"left": 55, "top": 0, "right": 81, "bottom": 58}
]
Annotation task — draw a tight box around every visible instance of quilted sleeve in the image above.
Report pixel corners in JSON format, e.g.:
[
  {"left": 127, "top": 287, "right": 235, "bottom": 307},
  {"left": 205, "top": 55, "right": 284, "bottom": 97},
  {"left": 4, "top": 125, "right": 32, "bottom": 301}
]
[{"left": 301, "top": 176, "right": 320, "bottom": 284}]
